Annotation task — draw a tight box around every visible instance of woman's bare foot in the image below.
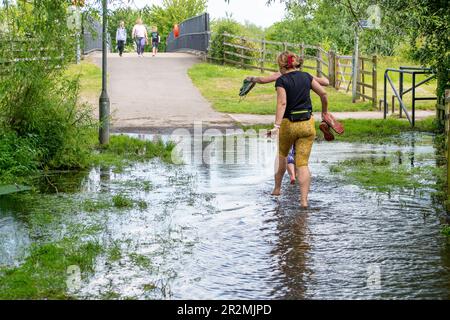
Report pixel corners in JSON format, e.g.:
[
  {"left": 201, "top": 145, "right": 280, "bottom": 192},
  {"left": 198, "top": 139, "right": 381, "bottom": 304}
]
[
  {"left": 300, "top": 199, "right": 308, "bottom": 208},
  {"left": 271, "top": 188, "right": 281, "bottom": 196}
]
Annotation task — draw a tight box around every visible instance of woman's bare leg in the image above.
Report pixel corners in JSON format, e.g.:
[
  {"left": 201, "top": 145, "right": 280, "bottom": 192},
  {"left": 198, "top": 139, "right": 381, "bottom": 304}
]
[
  {"left": 296, "top": 166, "right": 311, "bottom": 207},
  {"left": 272, "top": 155, "right": 287, "bottom": 196},
  {"left": 287, "top": 163, "right": 296, "bottom": 183}
]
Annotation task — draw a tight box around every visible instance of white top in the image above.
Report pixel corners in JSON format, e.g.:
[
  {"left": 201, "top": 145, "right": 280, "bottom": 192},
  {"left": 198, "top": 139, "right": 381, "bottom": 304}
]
[{"left": 132, "top": 24, "right": 147, "bottom": 38}]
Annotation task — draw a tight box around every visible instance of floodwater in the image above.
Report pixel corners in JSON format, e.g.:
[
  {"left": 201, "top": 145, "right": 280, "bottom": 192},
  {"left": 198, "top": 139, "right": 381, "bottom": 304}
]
[{"left": 0, "top": 132, "right": 449, "bottom": 299}]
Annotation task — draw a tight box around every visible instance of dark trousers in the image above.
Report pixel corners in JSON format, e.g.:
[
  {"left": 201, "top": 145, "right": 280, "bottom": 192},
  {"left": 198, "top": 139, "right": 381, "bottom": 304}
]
[{"left": 117, "top": 40, "right": 125, "bottom": 56}]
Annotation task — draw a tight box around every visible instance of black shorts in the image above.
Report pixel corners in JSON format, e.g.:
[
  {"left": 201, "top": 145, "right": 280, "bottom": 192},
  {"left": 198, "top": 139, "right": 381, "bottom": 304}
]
[{"left": 152, "top": 41, "right": 159, "bottom": 48}]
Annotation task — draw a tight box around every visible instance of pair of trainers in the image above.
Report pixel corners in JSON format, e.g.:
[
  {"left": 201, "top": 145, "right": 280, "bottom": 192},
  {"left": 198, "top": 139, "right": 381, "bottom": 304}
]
[{"left": 319, "top": 113, "right": 344, "bottom": 141}]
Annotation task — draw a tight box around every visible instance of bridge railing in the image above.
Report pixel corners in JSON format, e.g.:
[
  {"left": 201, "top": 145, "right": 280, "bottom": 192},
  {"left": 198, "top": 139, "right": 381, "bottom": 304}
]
[{"left": 166, "top": 13, "right": 210, "bottom": 53}]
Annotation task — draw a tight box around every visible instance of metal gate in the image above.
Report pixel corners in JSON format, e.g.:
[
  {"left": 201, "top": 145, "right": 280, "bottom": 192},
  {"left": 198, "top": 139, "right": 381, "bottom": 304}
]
[{"left": 166, "top": 13, "right": 210, "bottom": 53}]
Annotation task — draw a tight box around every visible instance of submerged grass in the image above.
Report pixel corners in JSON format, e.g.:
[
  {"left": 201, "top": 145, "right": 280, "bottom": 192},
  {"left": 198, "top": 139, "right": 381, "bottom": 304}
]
[
  {"left": 0, "top": 240, "right": 103, "bottom": 300},
  {"left": 329, "top": 156, "right": 445, "bottom": 194},
  {"left": 91, "top": 135, "right": 176, "bottom": 170}
]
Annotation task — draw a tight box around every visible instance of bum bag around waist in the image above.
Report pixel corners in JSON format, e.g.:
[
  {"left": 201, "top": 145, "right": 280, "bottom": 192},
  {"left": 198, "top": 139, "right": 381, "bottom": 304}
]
[{"left": 287, "top": 109, "right": 312, "bottom": 122}]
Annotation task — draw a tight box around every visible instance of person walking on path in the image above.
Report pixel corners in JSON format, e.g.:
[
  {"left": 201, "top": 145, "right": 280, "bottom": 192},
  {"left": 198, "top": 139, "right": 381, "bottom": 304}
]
[
  {"left": 150, "top": 26, "right": 160, "bottom": 57},
  {"left": 132, "top": 18, "right": 148, "bottom": 57},
  {"left": 116, "top": 21, "right": 127, "bottom": 57},
  {"left": 269, "top": 51, "right": 330, "bottom": 208}
]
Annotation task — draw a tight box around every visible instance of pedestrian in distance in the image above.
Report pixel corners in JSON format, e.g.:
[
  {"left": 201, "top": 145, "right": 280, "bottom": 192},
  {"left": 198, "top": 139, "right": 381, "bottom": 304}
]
[
  {"left": 116, "top": 21, "right": 127, "bottom": 57},
  {"left": 132, "top": 18, "right": 148, "bottom": 57},
  {"left": 150, "top": 26, "right": 160, "bottom": 57}
]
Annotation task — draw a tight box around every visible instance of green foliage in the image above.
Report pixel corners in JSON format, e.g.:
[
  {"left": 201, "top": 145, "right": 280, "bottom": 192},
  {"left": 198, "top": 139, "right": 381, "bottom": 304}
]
[
  {"left": 209, "top": 18, "right": 264, "bottom": 65},
  {"left": 268, "top": 0, "right": 449, "bottom": 96},
  {"left": 0, "top": 1, "right": 98, "bottom": 182},
  {"left": 442, "top": 225, "right": 450, "bottom": 237}
]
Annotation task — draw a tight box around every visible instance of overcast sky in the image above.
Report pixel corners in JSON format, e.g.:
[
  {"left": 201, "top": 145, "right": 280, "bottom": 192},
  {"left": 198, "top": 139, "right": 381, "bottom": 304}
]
[{"left": 127, "top": 0, "right": 287, "bottom": 28}]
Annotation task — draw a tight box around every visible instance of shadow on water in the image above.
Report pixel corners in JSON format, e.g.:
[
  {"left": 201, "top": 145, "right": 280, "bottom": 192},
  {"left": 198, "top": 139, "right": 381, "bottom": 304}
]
[{"left": 0, "top": 131, "right": 449, "bottom": 299}]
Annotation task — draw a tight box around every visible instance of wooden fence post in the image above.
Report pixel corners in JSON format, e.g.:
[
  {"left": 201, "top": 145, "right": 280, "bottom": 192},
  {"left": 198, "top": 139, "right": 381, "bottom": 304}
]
[
  {"left": 361, "top": 58, "right": 366, "bottom": 101},
  {"left": 222, "top": 34, "right": 225, "bottom": 65},
  {"left": 334, "top": 55, "right": 340, "bottom": 90},
  {"left": 372, "top": 55, "right": 377, "bottom": 109},
  {"left": 328, "top": 50, "right": 336, "bottom": 88},
  {"left": 260, "top": 39, "right": 266, "bottom": 73},
  {"left": 300, "top": 43, "right": 304, "bottom": 59},
  {"left": 316, "top": 49, "right": 322, "bottom": 77}
]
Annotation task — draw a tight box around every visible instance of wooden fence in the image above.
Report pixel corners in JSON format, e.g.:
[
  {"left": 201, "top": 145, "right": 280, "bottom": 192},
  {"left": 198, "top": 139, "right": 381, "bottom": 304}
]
[{"left": 207, "top": 33, "right": 377, "bottom": 108}]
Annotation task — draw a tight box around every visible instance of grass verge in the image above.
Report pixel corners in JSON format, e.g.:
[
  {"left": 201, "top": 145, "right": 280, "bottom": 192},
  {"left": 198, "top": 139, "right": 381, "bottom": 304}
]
[{"left": 188, "top": 62, "right": 437, "bottom": 115}]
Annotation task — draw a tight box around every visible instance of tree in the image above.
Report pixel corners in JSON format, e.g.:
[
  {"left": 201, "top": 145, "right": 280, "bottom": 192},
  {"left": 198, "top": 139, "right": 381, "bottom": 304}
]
[{"left": 147, "top": 0, "right": 207, "bottom": 50}]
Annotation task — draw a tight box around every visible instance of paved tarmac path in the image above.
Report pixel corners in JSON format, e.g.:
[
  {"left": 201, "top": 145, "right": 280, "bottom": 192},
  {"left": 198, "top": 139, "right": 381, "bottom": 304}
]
[{"left": 91, "top": 52, "right": 234, "bottom": 130}]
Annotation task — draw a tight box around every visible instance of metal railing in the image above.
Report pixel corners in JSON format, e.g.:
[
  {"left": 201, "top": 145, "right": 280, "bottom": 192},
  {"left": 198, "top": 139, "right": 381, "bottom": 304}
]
[
  {"left": 383, "top": 66, "right": 436, "bottom": 126},
  {"left": 166, "top": 13, "right": 210, "bottom": 53}
]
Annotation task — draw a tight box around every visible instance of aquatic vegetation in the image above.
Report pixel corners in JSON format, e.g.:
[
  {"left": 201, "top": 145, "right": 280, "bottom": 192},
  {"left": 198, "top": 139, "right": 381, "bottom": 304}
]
[
  {"left": 0, "top": 240, "right": 103, "bottom": 300},
  {"left": 82, "top": 199, "right": 112, "bottom": 213},
  {"left": 107, "top": 242, "right": 122, "bottom": 263},
  {"left": 112, "top": 194, "right": 134, "bottom": 209},
  {"left": 129, "top": 253, "right": 152, "bottom": 269},
  {"left": 329, "top": 156, "right": 445, "bottom": 194}
]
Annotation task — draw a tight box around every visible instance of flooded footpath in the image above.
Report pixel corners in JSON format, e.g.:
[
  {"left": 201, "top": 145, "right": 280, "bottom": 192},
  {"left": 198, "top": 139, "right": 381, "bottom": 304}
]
[{"left": 0, "top": 131, "right": 449, "bottom": 299}]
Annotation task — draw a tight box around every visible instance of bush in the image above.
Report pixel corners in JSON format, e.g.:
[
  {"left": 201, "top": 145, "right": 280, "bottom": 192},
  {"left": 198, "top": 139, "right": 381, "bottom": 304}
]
[
  {"left": 0, "top": 131, "right": 42, "bottom": 182},
  {"left": 0, "top": 67, "right": 96, "bottom": 170}
]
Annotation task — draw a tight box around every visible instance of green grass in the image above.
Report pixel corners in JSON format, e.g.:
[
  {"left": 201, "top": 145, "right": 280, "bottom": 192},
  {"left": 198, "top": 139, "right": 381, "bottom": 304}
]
[
  {"left": 329, "top": 156, "right": 444, "bottom": 194},
  {"left": 91, "top": 135, "right": 176, "bottom": 169},
  {"left": 376, "top": 56, "right": 437, "bottom": 110},
  {"left": 65, "top": 60, "right": 102, "bottom": 98},
  {"left": 112, "top": 194, "right": 134, "bottom": 208},
  {"left": 189, "top": 63, "right": 373, "bottom": 114},
  {"left": 332, "top": 117, "right": 438, "bottom": 144},
  {"left": 0, "top": 240, "right": 103, "bottom": 299},
  {"left": 188, "top": 58, "right": 437, "bottom": 115}
]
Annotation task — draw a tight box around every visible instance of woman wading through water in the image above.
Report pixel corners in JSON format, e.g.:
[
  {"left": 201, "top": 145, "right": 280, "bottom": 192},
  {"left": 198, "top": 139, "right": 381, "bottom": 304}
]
[
  {"left": 267, "top": 52, "right": 330, "bottom": 208},
  {"left": 246, "top": 62, "right": 330, "bottom": 188}
]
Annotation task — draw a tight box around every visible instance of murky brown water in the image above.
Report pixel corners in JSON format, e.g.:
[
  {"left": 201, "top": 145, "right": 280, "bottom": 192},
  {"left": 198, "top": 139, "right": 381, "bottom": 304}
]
[{"left": 1, "top": 132, "right": 449, "bottom": 299}]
